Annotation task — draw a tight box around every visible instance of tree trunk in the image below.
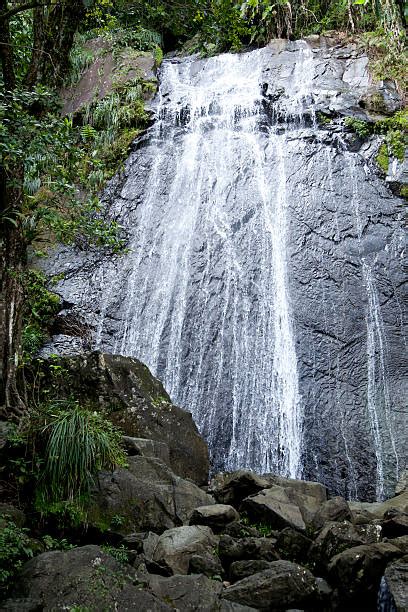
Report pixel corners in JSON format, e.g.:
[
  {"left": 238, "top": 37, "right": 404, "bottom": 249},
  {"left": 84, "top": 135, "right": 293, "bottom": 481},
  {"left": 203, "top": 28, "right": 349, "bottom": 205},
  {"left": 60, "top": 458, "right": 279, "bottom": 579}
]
[
  {"left": 38, "top": 0, "right": 86, "bottom": 86},
  {"left": 0, "top": 167, "right": 27, "bottom": 419},
  {"left": 0, "top": 2, "right": 26, "bottom": 417},
  {"left": 0, "top": 0, "right": 16, "bottom": 91},
  {"left": 24, "top": 6, "right": 45, "bottom": 89}
]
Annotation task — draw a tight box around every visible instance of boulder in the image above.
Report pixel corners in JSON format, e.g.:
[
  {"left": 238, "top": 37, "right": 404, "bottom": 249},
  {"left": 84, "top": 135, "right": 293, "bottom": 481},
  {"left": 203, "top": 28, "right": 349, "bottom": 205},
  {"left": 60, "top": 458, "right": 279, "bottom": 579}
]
[
  {"left": 267, "top": 476, "right": 327, "bottom": 525},
  {"left": 223, "top": 561, "right": 318, "bottom": 609},
  {"left": 36, "top": 352, "right": 209, "bottom": 485},
  {"left": 152, "top": 526, "right": 218, "bottom": 575},
  {"left": 316, "top": 577, "right": 333, "bottom": 601},
  {"left": 348, "top": 491, "right": 408, "bottom": 520},
  {"left": 241, "top": 486, "right": 306, "bottom": 532},
  {"left": 8, "top": 545, "right": 170, "bottom": 611},
  {"left": 310, "top": 521, "right": 381, "bottom": 570},
  {"left": 121, "top": 531, "right": 159, "bottom": 560},
  {"left": 148, "top": 574, "right": 256, "bottom": 611},
  {"left": 189, "top": 554, "right": 224, "bottom": 578},
  {"left": 311, "top": 496, "right": 352, "bottom": 531},
  {"left": 383, "top": 556, "right": 408, "bottom": 611},
  {"left": 328, "top": 542, "right": 402, "bottom": 605},
  {"left": 276, "top": 527, "right": 313, "bottom": 564},
  {"left": 148, "top": 574, "right": 223, "bottom": 610},
  {"left": 210, "top": 471, "right": 271, "bottom": 506},
  {"left": 229, "top": 560, "right": 273, "bottom": 582},
  {"left": 190, "top": 505, "right": 239, "bottom": 530},
  {"left": 0, "top": 504, "right": 26, "bottom": 527},
  {"left": 388, "top": 535, "right": 408, "bottom": 554},
  {"left": 219, "top": 535, "right": 280, "bottom": 568},
  {"left": 223, "top": 521, "right": 264, "bottom": 539},
  {"left": 122, "top": 436, "right": 171, "bottom": 467},
  {"left": 88, "top": 455, "right": 213, "bottom": 534},
  {"left": 381, "top": 510, "right": 408, "bottom": 538}
]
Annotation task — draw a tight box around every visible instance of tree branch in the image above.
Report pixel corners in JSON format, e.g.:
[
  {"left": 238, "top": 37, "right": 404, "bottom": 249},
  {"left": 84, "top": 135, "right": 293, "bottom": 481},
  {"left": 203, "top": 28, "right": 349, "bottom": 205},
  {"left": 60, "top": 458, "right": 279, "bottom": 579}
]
[{"left": 0, "top": 1, "right": 54, "bottom": 23}]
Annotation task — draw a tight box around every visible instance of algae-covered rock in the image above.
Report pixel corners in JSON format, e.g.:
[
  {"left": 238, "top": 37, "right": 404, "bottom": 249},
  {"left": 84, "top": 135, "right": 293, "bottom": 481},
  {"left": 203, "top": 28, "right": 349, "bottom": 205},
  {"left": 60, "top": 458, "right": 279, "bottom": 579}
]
[
  {"left": 36, "top": 352, "right": 209, "bottom": 485},
  {"left": 223, "top": 561, "right": 318, "bottom": 610},
  {"left": 152, "top": 525, "right": 218, "bottom": 575},
  {"left": 88, "top": 455, "right": 213, "bottom": 534},
  {"left": 7, "top": 545, "right": 170, "bottom": 611}
]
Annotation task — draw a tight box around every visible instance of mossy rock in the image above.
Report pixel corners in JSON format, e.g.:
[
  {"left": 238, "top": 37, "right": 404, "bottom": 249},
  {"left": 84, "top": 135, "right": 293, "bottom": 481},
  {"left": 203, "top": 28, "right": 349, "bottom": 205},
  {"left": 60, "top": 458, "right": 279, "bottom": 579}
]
[{"left": 30, "top": 352, "right": 209, "bottom": 485}]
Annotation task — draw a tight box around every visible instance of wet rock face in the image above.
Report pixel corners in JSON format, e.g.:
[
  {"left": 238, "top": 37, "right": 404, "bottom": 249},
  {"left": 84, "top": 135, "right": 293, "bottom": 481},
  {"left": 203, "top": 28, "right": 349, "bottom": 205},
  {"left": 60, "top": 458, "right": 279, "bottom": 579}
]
[{"left": 43, "top": 38, "right": 407, "bottom": 500}]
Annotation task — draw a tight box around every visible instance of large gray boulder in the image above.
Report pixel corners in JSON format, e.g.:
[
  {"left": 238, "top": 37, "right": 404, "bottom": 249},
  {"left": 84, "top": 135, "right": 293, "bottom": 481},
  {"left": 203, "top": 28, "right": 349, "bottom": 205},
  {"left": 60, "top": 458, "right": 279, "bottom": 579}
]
[
  {"left": 122, "top": 436, "right": 171, "bottom": 467},
  {"left": 275, "top": 527, "right": 313, "bottom": 564},
  {"left": 241, "top": 486, "right": 306, "bottom": 532},
  {"left": 219, "top": 535, "right": 279, "bottom": 568},
  {"left": 35, "top": 352, "right": 209, "bottom": 485},
  {"left": 349, "top": 491, "right": 408, "bottom": 520},
  {"left": 328, "top": 541, "right": 402, "bottom": 606},
  {"left": 383, "top": 557, "right": 408, "bottom": 612},
  {"left": 152, "top": 525, "right": 219, "bottom": 574},
  {"left": 210, "top": 471, "right": 271, "bottom": 506},
  {"left": 148, "top": 574, "right": 223, "bottom": 611},
  {"left": 309, "top": 521, "right": 381, "bottom": 570},
  {"left": 148, "top": 575, "right": 256, "bottom": 612},
  {"left": 88, "top": 455, "right": 214, "bottom": 534},
  {"left": 267, "top": 475, "right": 327, "bottom": 525},
  {"left": 7, "top": 545, "right": 170, "bottom": 611},
  {"left": 311, "top": 496, "right": 353, "bottom": 531},
  {"left": 223, "top": 561, "right": 318, "bottom": 609},
  {"left": 381, "top": 510, "right": 408, "bottom": 538},
  {"left": 189, "top": 553, "right": 224, "bottom": 578},
  {"left": 229, "top": 560, "right": 274, "bottom": 583},
  {"left": 190, "top": 504, "right": 239, "bottom": 530}
]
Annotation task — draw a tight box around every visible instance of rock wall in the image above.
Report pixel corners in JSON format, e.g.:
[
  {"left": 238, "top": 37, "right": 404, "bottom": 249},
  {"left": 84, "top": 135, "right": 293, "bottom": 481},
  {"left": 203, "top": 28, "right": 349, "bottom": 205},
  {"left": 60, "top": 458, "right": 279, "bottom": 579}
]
[{"left": 42, "top": 37, "right": 407, "bottom": 501}]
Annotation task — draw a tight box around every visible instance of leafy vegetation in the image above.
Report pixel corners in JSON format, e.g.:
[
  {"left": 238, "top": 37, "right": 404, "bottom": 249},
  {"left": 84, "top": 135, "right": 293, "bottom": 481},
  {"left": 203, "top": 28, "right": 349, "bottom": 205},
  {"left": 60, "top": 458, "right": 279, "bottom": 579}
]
[
  {"left": 21, "top": 270, "right": 61, "bottom": 363},
  {"left": 344, "top": 117, "right": 372, "bottom": 138},
  {"left": 344, "top": 110, "right": 407, "bottom": 170},
  {"left": 0, "top": 518, "right": 33, "bottom": 595},
  {"left": 101, "top": 544, "right": 130, "bottom": 563},
  {"left": 28, "top": 400, "right": 126, "bottom": 508},
  {"left": 376, "top": 142, "right": 390, "bottom": 172},
  {"left": 0, "top": 512, "right": 76, "bottom": 596}
]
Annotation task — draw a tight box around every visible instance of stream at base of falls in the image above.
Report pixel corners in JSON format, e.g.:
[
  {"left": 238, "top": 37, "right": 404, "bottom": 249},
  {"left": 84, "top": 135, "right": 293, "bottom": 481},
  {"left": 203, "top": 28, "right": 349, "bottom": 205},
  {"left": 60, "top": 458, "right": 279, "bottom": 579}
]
[{"left": 46, "top": 39, "right": 407, "bottom": 501}]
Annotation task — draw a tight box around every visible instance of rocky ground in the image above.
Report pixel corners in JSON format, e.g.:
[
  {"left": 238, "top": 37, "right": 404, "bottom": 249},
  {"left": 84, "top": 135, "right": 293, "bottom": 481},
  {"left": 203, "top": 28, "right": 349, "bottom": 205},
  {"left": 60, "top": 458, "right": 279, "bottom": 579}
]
[{"left": 1, "top": 353, "right": 407, "bottom": 611}]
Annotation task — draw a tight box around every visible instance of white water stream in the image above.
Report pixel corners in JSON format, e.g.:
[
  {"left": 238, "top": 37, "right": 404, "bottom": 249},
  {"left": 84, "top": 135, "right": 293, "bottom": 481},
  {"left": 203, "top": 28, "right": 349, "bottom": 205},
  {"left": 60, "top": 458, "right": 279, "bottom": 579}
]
[{"left": 106, "top": 47, "right": 315, "bottom": 477}]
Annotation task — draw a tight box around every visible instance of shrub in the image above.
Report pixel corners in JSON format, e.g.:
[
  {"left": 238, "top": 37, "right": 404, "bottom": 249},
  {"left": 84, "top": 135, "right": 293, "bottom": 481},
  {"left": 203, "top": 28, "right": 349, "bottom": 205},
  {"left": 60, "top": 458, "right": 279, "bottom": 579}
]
[
  {"left": 344, "top": 117, "right": 372, "bottom": 138},
  {"left": 0, "top": 519, "right": 33, "bottom": 595},
  {"left": 35, "top": 401, "right": 126, "bottom": 504}
]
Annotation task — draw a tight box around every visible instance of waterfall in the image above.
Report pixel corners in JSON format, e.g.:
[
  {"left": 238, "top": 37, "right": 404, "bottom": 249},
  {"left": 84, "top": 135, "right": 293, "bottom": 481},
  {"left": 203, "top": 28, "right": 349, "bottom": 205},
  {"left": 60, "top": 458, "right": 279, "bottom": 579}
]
[
  {"left": 106, "top": 46, "right": 313, "bottom": 478},
  {"left": 363, "top": 262, "right": 399, "bottom": 500},
  {"left": 51, "top": 40, "right": 406, "bottom": 498}
]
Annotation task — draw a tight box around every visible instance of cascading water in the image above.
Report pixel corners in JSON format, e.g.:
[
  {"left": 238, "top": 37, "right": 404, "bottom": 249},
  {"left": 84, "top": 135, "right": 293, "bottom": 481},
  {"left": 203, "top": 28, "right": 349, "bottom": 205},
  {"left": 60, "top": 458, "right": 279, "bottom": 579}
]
[
  {"left": 111, "top": 47, "right": 313, "bottom": 478},
  {"left": 50, "top": 40, "right": 407, "bottom": 499}
]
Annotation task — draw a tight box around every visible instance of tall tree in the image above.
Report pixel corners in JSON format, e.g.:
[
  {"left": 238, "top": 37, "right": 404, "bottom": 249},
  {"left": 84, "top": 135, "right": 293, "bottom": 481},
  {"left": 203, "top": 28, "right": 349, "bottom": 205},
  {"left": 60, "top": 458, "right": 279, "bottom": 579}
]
[{"left": 0, "top": 0, "right": 87, "bottom": 418}]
